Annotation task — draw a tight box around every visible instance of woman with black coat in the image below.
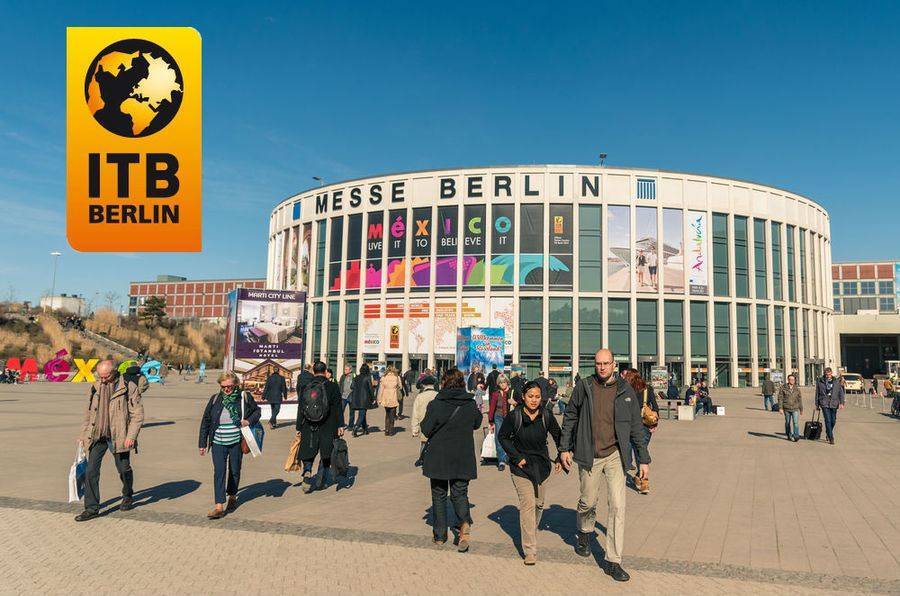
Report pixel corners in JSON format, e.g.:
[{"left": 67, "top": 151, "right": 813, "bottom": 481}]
[
  {"left": 198, "top": 371, "right": 261, "bottom": 519},
  {"left": 348, "top": 363, "right": 376, "bottom": 436},
  {"left": 420, "top": 368, "right": 483, "bottom": 552},
  {"left": 497, "top": 380, "right": 562, "bottom": 565}
]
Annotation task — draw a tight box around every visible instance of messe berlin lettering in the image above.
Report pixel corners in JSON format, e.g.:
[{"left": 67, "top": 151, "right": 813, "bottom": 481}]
[{"left": 314, "top": 174, "right": 602, "bottom": 215}]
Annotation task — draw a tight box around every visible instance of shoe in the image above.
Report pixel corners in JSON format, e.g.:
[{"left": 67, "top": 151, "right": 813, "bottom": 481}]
[
  {"left": 605, "top": 562, "right": 630, "bottom": 582},
  {"left": 498, "top": 463, "right": 505, "bottom": 472},
  {"left": 457, "top": 521, "right": 471, "bottom": 553},
  {"left": 303, "top": 476, "right": 320, "bottom": 494},
  {"left": 225, "top": 496, "right": 238, "bottom": 512},
  {"left": 575, "top": 532, "right": 591, "bottom": 557},
  {"left": 207, "top": 507, "right": 225, "bottom": 520},
  {"left": 433, "top": 536, "right": 447, "bottom": 545},
  {"left": 270, "top": 422, "right": 277, "bottom": 429},
  {"left": 74, "top": 510, "right": 99, "bottom": 522},
  {"left": 828, "top": 437, "right": 835, "bottom": 445},
  {"left": 524, "top": 553, "right": 537, "bottom": 565},
  {"left": 119, "top": 497, "right": 134, "bottom": 511},
  {"left": 352, "top": 429, "right": 360, "bottom": 437}
]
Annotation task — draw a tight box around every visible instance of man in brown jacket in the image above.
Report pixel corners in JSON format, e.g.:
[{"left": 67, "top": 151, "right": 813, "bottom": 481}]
[{"left": 75, "top": 360, "right": 144, "bottom": 521}]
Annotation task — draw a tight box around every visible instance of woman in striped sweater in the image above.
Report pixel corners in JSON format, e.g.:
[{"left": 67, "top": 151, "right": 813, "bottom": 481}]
[{"left": 199, "top": 371, "right": 260, "bottom": 519}]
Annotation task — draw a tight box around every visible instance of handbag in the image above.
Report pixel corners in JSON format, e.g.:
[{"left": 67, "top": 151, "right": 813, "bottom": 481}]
[
  {"left": 68, "top": 443, "right": 87, "bottom": 503},
  {"left": 641, "top": 389, "right": 659, "bottom": 427},
  {"left": 239, "top": 392, "right": 265, "bottom": 457},
  {"left": 284, "top": 432, "right": 302, "bottom": 472}
]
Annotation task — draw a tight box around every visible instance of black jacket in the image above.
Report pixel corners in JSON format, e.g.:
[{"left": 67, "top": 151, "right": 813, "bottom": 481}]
[
  {"left": 510, "top": 375, "right": 525, "bottom": 404},
  {"left": 535, "top": 377, "right": 550, "bottom": 404},
  {"left": 486, "top": 369, "right": 500, "bottom": 395},
  {"left": 296, "top": 370, "right": 314, "bottom": 396},
  {"left": 420, "top": 388, "right": 483, "bottom": 480},
  {"left": 349, "top": 373, "right": 376, "bottom": 410},
  {"left": 559, "top": 375, "right": 650, "bottom": 471},
  {"left": 262, "top": 373, "right": 288, "bottom": 403},
  {"left": 295, "top": 376, "right": 344, "bottom": 461},
  {"left": 198, "top": 391, "right": 261, "bottom": 449}
]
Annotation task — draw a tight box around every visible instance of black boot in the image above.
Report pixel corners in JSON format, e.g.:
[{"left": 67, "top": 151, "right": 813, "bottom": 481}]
[{"left": 605, "top": 562, "right": 630, "bottom": 582}]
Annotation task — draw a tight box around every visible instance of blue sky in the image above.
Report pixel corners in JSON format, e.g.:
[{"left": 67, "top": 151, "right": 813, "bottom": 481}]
[{"left": 1, "top": 1, "right": 898, "bottom": 309}]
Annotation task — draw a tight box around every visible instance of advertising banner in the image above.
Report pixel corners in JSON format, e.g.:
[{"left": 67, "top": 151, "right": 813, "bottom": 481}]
[
  {"left": 489, "top": 297, "right": 515, "bottom": 355},
  {"left": 607, "top": 205, "right": 631, "bottom": 291},
  {"left": 386, "top": 208, "right": 407, "bottom": 288},
  {"left": 549, "top": 204, "right": 573, "bottom": 288},
  {"left": 461, "top": 297, "right": 487, "bottom": 327},
  {"left": 463, "top": 204, "right": 486, "bottom": 287},
  {"left": 490, "top": 203, "right": 515, "bottom": 286},
  {"left": 366, "top": 211, "right": 384, "bottom": 291},
  {"left": 688, "top": 210, "right": 708, "bottom": 295},
  {"left": 234, "top": 289, "right": 306, "bottom": 360},
  {"left": 408, "top": 300, "right": 432, "bottom": 354},
  {"left": 410, "top": 206, "right": 432, "bottom": 289},
  {"left": 362, "top": 301, "right": 383, "bottom": 351},
  {"left": 650, "top": 365, "right": 669, "bottom": 393},
  {"left": 328, "top": 216, "right": 343, "bottom": 293},
  {"left": 636, "top": 206, "right": 658, "bottom": 292},
  {"left": 273, "top": 232, "right": 284, "bottom": 290},
  {"left": 300, "top": 223, "right": 311, "bottom": 293},
  {"left": 663, "top": 208, "right": 684, "bottom": 293},
  {"left": 519, "top": 203, "right": 543, "bottom": 287},
  {"left": 436, "top": 205, "right": 458, "bottom": 288},
  {"left": 434, "top": 300, "right": 458, "bottom": 353},
  {"left": 288, "top": 225, "right": 299, "bottom": 290},
  {"left": 456, "top": 327, "right": 505, "bottom": 372},
  {"left": 345, "top": 213, "right": 362, "bottom": 291},
  {"left": 384, "top": 300, "right": 404, "bottom": 354}
]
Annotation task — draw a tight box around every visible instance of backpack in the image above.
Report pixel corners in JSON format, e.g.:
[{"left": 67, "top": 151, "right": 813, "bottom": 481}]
[
  {"left": 512, "top": 406, "right": 554, "bottom": 434},
  {"left": 332, "top": 438, "right": 350, "bottom": 477},
  {"left": 301, "top": 379, "right": 329, "bottom": 424}
]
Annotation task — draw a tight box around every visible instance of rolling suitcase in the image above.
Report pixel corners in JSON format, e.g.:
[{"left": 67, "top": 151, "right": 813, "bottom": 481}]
[{"left": 803, "top": 410, "right": 822, "bottom": 441}]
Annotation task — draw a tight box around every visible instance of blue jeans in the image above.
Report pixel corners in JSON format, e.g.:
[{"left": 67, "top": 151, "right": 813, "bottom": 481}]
[
  {"left": 783, "top": 410, "right": 800, "bottom": 439},
  {"left": 211, "top": 442, "right": 243, "bottom": 504},
  {"left": 821, "top": 407, "right": 838, "bottom": 441},
  {"left": 493, "top": 414, "right": 508, "bottom": 464},
  {"left": 764, "top": 395, "right": 774, "bottom": 411},
  {"left": 631, "top": 425, "right": 652, "bottom": 469}
]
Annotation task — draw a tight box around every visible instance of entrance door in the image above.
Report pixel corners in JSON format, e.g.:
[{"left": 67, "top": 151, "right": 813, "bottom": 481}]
[
  {"left": 434, "top": 356, "right": 455, "bottom": 383},
  {"left": 408, "top": 356, "right": 428, "bottom": 375},
  {"left": 666, "top": 362, "right": 684, "bottom": 389}
]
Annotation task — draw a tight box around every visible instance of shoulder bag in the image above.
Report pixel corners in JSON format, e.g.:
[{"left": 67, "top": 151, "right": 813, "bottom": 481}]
[{"left": 641, "top": 389, "right": 659, "bottom": 427}]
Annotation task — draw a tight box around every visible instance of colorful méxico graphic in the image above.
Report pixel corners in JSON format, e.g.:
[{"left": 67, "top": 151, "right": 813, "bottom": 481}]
[{"left": 688, "top": 210, "right": 708, "bottom": 295}]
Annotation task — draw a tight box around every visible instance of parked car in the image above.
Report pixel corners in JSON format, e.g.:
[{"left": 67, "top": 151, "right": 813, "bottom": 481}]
[{"left": 841, "top": 372, "right": 863, "bottom": 393}]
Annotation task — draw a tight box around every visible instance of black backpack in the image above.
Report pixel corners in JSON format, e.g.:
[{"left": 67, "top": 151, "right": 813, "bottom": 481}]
[
  {"left": 332, "top": 438, "right": 350, "bottom": 477},
  {"left": 512, "top": 406, "right": 554, "bottom": 434},
  {"left": 301, "top": 379, "right": 329, "bottom": 424}
]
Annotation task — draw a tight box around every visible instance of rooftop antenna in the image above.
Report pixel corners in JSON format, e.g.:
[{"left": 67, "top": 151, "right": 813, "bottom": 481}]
[{"left": 599, "top": 153, "right": 608, "bottom": 167}]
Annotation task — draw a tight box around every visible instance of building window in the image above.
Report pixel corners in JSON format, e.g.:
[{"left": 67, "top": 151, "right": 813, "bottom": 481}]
[
  {"left": 328, "top": 217, "right": 344, "bottom": 294},
  {"left": 608, "top": 299, "right": 631, "bottom": 363},
  {"left": 789, "top": 308, "right": 798, "bottom": 369},
  {"left": 771, "top": 222, "right": 783, "bottom": 301},
  {"left": 636, "top": 300, "right": 657, "bottom": 358},
  {"left": 785, "top": 226, "right": 796, "bottom": 302},
  {"left": 773, "top": 307, "right": 785, "bottom": 366},
  {"left": 860, "top": 281, "right": 876, "bottom": 295},
  {"left": 833, "top": 298, "right": 841, "bottom": 313},
  {"left": 714, "top": 303, "right": 730, "bottom": 386},
  {"left": 879, "top": 281, "right": 894, "bottom": 295},
  {"left": 315, "top": 220, "right": 326, "bottom": 297},
  {"left": 736, "top": 304, "right": 751, "bottom": 387},
  {"left": 880, "top": 297, "right": 896, "bottom": 312},
  {"left": 754, "top": 219, "right": 767, "bottom": 300},
  {"left": 312, "top": 302, "right": 323, "bottom": 360},
  {"left": 842, "top": 297, "right": 877, "bottom": 315},
  {"left": 578, "top": 205, "right": 602, "bottom": 292},
  {"left": 664, "top": 301, "right": 684, "bottom": 358},
  {"left": 519, "top": 205, "right": 544, "bottom": 290},
  {"left": 712, "top": 213, "right": 729, "bottom": 296},
  {"left": 327, "top": 301, "right": 340, "bottom": 370},
  {"left": 734, "top": 216, "right": 749, "bottom": 298},
  {"left": 690, "top": 302, "right": 707, "bottom": 360},
  {"left": 578, "top": 298, "right": 602, "bottom": 377},
  {"left": 548, "top": 298, "right": 573, "bottom": 361},
  {"left": 832, "top": 281, "right": 840, "bottom": 295},
  {"left": 756, "top": 305, "right": 769, "bottom": 361},
  {"left": 636, "top": 178, "right": 656, "bottom": 200},
  {"left": 519, "top": 298, "right": 543, "bottom": 378},
  {"left": 344, "top": 300, "right": 359, "bottom": 359},
  {"left": 842, "top": 282, "right": 857, "bottom": 295}
]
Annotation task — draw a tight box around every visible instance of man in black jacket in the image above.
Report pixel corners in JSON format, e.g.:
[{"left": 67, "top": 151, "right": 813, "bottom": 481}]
[
  {"left": 262, "top": 371, "right": 288, "bottom": 429},
  {"left": 559, "top": 349, "right": 649, "bottom": 583},
  {"left": 486, "top": 364, "right": 500, "bottom": 396},
  {"left": 295, "top": 361, "right": 345, "bottom": 493}
]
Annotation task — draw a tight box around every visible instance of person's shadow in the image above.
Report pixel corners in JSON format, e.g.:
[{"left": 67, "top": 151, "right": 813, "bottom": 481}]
[
  {"left": 102, "top": 479, "right": 201, "bottom": 512},
  {"left": 538, "top": 504, "right": 608, "bottom": 565},
  {"left": 237, "top": 478, "right": 291, "bottom": 504},
  {"left": 335, "top": 465, "right": 359, "bottom": 491},
  {"left": 747, "top": 431, "right": 787, "bottom": 440}
]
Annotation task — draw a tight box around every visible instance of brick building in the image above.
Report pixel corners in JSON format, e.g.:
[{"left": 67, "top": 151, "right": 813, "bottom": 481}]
[{"left": 128, "top": 275, "right": 266, "bottom": 321}]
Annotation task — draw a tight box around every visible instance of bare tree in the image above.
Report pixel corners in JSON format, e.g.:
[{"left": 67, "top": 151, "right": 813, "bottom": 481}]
[{"left": 104, "top": 291, "right": 120, "bottom": 310}]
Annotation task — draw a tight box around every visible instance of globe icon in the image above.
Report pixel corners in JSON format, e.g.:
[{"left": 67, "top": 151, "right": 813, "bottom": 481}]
[{"left": 84, "top": 38, "right": 184, "bottom": 137}]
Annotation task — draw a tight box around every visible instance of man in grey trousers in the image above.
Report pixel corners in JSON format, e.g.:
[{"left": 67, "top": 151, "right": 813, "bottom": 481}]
[{"left": 559, "top": 349, "right": 650, "bottom": 583}]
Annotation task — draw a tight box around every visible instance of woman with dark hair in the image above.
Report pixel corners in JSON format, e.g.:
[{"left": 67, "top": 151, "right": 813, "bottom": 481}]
[
  {"left": 420, "top": 368, "right": 483, "bottom": 552},
  {"left": 497, "top": 380, "right": 562, "bottom": 565},
  {"left": 348, "top": 363, "right": 376, "bottom": 437},
  {"left": 623, "top": 368, "right": 658, "bottom": 495}
]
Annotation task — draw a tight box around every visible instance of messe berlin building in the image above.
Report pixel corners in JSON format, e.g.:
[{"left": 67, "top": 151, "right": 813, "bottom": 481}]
[{"left": 268, "top": 165, "right": 835, "bottom": 387}]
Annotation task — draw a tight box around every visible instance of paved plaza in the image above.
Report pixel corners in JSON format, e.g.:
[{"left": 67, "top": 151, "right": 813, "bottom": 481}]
[{"left": 0, "top": 377, "right": 898, "bottom": 594}]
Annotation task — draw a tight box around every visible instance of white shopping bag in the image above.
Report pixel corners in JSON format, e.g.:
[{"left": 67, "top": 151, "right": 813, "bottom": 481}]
[
  {"left": 240, "top": 395, "right": 262, "bottom": 458},
  {"left": 68, "top": 443, "right": 87, "bottom": 503},
  {"left": 481, "top": 431, "right": 497, "bottom": 460}
]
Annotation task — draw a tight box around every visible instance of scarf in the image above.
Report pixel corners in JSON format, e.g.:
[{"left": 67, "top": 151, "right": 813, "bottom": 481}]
[{"left": 221, "top": 389, "right": 241, "bottom": 425}]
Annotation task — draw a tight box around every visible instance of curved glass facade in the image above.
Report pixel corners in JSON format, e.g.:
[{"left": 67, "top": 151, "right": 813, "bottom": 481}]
[{"left": 268, "top": 166, "right": 834, "bottom": 387}]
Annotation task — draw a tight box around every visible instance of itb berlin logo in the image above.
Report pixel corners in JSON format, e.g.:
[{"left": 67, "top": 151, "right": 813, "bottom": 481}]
[{"left": 67, "top": 27, "right": 201, "bottom": 252}]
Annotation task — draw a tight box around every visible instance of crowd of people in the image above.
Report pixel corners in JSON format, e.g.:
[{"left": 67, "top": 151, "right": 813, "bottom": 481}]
[{"left": 70, "top": 351, "right": 888, "bottom": 583}]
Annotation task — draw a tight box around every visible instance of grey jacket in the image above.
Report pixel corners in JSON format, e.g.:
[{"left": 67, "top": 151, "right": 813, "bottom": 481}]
[
  {"left": 777, "top": 384, "right": 803, "bottom": 412},
  {"left": 560, "top": 374, "right": 650, "bottom": 472},
  {"left": 816, "top": 377, "right": 845, "bottom": 409}
]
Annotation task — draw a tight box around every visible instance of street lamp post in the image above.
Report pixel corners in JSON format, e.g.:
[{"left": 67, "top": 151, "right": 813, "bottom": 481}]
[
  {"left": 312, "top": 176, "right": 324, "bottom": 187},
  {"left": 48, "top": 251, "right": 61, "bottom": 312}
]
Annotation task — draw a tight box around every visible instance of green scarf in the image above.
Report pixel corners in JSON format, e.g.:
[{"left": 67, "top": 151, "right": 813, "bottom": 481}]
[{"left": 221, "top": 389, "right": 241, "bottom": 425}]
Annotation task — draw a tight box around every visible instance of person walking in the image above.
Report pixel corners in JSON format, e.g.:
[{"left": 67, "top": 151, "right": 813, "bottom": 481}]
[
  {"left": 75, "top": 359, "right": 144, "bottom": 522},
  {"left": 777, "top": 373, "right": 803, "bottom": 442},
  {"left": 535, "top": 371, "right": 550, "bottom": 407},
  {"left": 198, "top": 371, "right": 260, "bottom": 519},
  {"left": 420, "top": 368, "right": 483, "bottom": 551},
  {"left": 348, "top": 363, "right": 375, "bottom": 436},
  {"left": 377, "top": 366, "right": 402, "bottom": 436},
  {"left": 401, "top": 367, "right": 418, "bottom": 419},
  {"left": 762, "top": 375, "right": 776, "bottom": 412},
  {"left": 497, "top": 380, "right": 562, "bottom": 565},
  {"left": 488, "top": 374, "right": 514, "bottom": 471},
  {"left": 559, "top": 349, "right": 650, "bottom": 582},
  {"left": 510, "top": 370, "right": 525, "bottom": 404},
  {"left": 411, "top": 375, "right": 438, "bottom": 466},
  {"left": 622, "top": 368, "right": 658, "bottom": 494},
  {"left": 339, "top": 364, "right": 355, "bottom": 420},
  {"left": 296, "top": 361, "right": 345, "bottom": 493},
  {"left": 486, "top": 364, "right": 500, "bottom": 396},
  {"left": 262, "top": 371, "right": 288, "bottom": 429},
  {"left": 815, "top": 367, "right": 845, "bottom": 445}
]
